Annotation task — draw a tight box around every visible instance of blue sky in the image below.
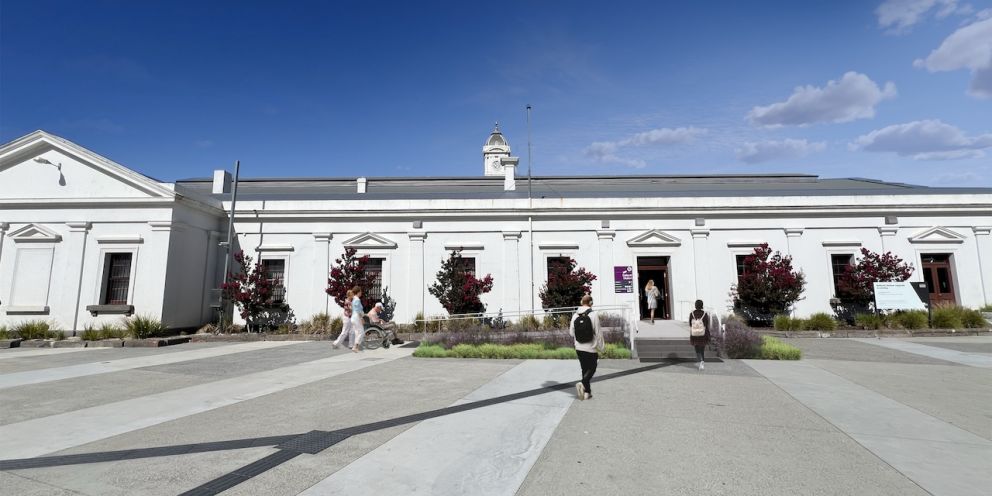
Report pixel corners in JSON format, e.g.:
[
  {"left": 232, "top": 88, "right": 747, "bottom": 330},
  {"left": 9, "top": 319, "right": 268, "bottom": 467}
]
[{"left": 2, "top": 0, "right": 990, "bottom": 186}]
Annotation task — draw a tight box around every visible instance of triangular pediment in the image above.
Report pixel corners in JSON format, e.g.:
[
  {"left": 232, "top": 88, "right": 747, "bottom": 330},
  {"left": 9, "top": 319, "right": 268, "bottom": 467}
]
[
  {"left": 9, "top": 223, "right": 62, "bottom": 243},
  {"left": 0, "top": 130, "right": 175, "bottom": 201},
  {"left": 908, "top": 226, "right": 966, "bottom": 244},
  {"left": 343, "top": 232, "right": 397, "bottom": 249},
  {"left": 627, "top": 229, "right": 682, "bottom": 247}
]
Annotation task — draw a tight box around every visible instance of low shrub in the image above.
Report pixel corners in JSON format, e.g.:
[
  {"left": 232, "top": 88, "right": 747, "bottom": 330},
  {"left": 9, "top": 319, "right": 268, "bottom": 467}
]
[
  {"left": 723, "top": 318, "right": 762, "bottom": 359},
  {"left": 889, "top": 310, "right": 928, "bottom": 330},
  {"left": 598, "top": 312, "right": 626, "bottom": 330},
  {"left": 13, "top": 320, "right": 57, "bottom": 340},
  {"left": 773, "top": 315, "right": 805, "bottom": 331},
  {"left": 413, "top": 311, "right": 426, "bottom": 333},
  {"left": 123, "top": 315, "right": 165, "bottom": 339},
  {"left": 855, "top": 313, "right": 885, "bottom": 330},
  {"left": 804, "top": 313, "right": 837, "bottom": 331},
  {"left": 979, "top": 304, "right": 992, "bottom": 312},
  {"left": 516, "top": 314, "right": 541, "bottom": 331},
  {"left": 412, "top": 344, "right": 449, "bottom": 358},
  {"left": 962, "top": 308, "right": 987, "bottom": 328},
  {"left": 299, "top": 313, "right": 333, "bottom": 334},
  {"left": 0, "top": 325, "right": 9, "bottom": 340},
  {"left": 81, "top": 327, "right": 101, "bottom": 341},
  {"left": 931, "top": 306, "right": 963, "bottom": 329},
  {"left": 758, "top": 336, "right": 802, "bottom": 360}
]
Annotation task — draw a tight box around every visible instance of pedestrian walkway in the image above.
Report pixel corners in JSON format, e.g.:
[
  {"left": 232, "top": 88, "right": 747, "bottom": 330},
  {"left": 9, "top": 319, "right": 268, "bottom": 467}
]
[
  {"left": 0, "top": 347, "right": 95, "bottom": 360},
  {"left": 854, "top": 338, "right": 992, "bottom": 368}
]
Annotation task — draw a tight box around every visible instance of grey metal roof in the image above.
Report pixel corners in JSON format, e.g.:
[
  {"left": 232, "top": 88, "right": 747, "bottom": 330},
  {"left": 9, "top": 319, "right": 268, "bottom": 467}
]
[{"left": 174, "top": 174, "right": 992, "bottom": 201}]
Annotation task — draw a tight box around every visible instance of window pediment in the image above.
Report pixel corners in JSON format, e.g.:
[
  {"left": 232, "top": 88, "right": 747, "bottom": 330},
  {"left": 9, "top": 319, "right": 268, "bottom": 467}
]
[
  {"left": 342, "top": 232, "right": 397, "bottom": 249},
  {"left": 908, "top": 226, "right": 966, "bottom": 244},
  {"left": 626, "top": 229, "right": 681, "bottom": 248},
  {"left": 9, "top": 223, "right": 61, "bottom": 243}
]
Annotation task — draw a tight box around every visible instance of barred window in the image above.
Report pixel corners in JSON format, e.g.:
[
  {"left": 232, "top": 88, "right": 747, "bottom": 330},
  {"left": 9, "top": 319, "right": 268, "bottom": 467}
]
[
  {"left": 457, "top": 257, "right": 476, "bottom": 278},
  {"left": 547, "top": 257, "right": 569, "bottom": 279},
  {"left": 364, "top": 258, "right": 384, "bottom": 301},
  {"left": 735, "top": 255, "right": 748, "bottom": 283},
  {"left": 831, "top": 254, "right": 854, "bottom": 296},
  {"left": 261, "top": 259, "right": 286, "bottom": 304},
  {"left": 103, "top": 253, "right": 132, "bottom": 305}
]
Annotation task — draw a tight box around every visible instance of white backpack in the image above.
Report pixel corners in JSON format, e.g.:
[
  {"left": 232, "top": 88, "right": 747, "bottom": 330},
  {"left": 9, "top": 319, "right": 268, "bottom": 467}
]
[{"left": 690, "top": 312, "right": 707, "bottom": 337}]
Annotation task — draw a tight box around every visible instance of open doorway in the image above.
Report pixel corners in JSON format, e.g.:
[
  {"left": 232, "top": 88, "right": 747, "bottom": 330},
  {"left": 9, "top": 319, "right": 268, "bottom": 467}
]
[{"left": 637, "top": 256, "right": 671, "bottom": 320}]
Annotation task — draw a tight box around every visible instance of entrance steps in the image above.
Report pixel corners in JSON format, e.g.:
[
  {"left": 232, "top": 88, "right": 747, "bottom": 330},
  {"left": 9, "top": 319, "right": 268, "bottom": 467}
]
[{"left": 635, "top": 338, "right": 698, "bottom": 361}]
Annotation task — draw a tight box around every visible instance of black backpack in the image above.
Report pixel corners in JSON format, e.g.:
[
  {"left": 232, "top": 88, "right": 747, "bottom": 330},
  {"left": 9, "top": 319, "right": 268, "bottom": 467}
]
[{"left": 573, "top": 309, "right": 594, "bottom": 343}]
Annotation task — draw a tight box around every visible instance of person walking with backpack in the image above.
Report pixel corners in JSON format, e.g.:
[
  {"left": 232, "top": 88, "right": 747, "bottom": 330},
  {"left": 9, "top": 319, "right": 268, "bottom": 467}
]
[
  {"left": 688, "top": 299, "right": 710, "bottom": 371},
  {"left": 570, "top": 294, "right": 604, "bottom": 401}
]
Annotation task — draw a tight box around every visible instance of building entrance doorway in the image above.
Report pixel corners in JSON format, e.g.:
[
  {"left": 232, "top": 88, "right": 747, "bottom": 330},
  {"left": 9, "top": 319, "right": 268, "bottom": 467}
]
[
  {"left": 637, "top": 256, "right": 671, "bottom": 320},
  {"left": 921, "top": 254, "right": 956, "bottom": 306}
]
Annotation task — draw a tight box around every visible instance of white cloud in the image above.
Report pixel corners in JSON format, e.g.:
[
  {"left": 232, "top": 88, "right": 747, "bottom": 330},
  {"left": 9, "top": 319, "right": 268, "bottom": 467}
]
[
  {"left": 748, "top": 72, "right": 896, "bottom": 127},
  {"left": 876, "top": 0, "right": 971, "bottom": 33},
  {"left": 914, "top": 16, "right": 992, "bottom": 98},
  {"left": 850, "top": 119, "right": 992, "bottom": 160},
  {"left": 736, "top": 139, "right": 826, "bottom": 164},
  {"left": 584, "top": 126, "right": 706, "bottom": 168}
]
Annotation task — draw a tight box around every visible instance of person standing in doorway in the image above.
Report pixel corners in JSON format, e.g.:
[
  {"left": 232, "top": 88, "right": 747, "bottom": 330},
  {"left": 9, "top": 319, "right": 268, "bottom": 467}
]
[
  {"left": 645, "top": 280, "right": 661, "bottom": 324},
  {"left": 332, "top": 289, "right": 354, "bottom": 349},
  {"left": 570, "top": 294, "right": 604, "bottom": 401},
  {"left": 688, "top": 299, "right": 710, "bottom": 371},
  {"left": 350, "top": 286, "right": 366, "bottom": 353}
]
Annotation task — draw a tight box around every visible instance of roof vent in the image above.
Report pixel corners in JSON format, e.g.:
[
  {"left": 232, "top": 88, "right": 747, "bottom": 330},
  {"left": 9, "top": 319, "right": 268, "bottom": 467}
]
[{"left": 357, "top": 177, "right": 367, "bottom": 194}]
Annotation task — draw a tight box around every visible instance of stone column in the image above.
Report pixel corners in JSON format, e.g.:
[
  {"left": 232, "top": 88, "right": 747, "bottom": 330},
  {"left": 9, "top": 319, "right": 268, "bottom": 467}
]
[
  {"left": 64, "top": 222, "right": 92, "bottom": 333},
  {"left": 408, "top": 232, "right": 427, "bottom": 321},
  {"left": 313, "top": 233, "right": 332, "bottom": 316},
  {"left": 200, "top": 231, "right": 223, "bottom": 324},
  {"left": 690, "top": 228, "right": 710, "bottom": 304},
  {"left": 597, "top": 230, "right": 615, "bottom": 307},
  {"left": 784, "top": 228, "right": 804, "bottom": 316},
  {"left": 974, "top": 227, "right": 992, "bottom": 305},
  {"left": 502, "top": 231, "right": 522, "bottom": 315}
]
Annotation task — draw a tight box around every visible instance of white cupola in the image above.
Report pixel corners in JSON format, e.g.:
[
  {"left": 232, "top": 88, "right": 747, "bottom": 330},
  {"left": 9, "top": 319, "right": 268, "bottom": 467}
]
[{"left": 483, "top": 122, "right": 511, "bottom": 176}]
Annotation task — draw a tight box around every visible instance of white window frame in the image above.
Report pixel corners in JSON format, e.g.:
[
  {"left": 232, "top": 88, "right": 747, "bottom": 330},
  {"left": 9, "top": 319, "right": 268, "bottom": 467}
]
[
  {"left": 821, "top": 241, "right": 861, "bottom": 299},
  {"left": 93, "top": 246, "right": 140, "bottom": 306}
]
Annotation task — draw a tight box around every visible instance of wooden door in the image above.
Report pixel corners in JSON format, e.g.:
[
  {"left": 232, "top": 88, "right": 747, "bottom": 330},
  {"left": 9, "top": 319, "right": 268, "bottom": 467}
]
[{"left": 920, "top": 254, "right": 956, "bottom": 306}]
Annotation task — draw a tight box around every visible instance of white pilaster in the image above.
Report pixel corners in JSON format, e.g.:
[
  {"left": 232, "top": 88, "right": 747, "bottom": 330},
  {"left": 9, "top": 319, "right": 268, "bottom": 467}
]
[
  {"left": 313, "top": 233, "right": 332, "bottom": 316},
  {"left": 597, "top": 230, "right": 615, "bottom": 307},
  {"left": 64, "top": 222, "right": 92, "bottom": 333},
  {"left": 974, "top": 227, "right": 992, "bottom": 305},
  {"left": 408, "top": 232, "right": 427, "bottom": 321},
  {"left": 0, "top": 223, "right": 8, "bottom": 281},
  {"left": 784, "top": 228, "right": 804, "bottom": 316},
  {"left": 691, "top": 228, "right": 710, "bottom": 303},
  {"left": 501, "top": 231, "right": 522, "bottom": 316}
]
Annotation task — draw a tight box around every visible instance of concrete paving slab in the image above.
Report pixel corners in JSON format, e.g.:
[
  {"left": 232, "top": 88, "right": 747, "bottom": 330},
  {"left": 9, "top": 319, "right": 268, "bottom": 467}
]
[
  {"left": 0, "top": 342, "right": 233, "bottom": 374},
  {"left": 0, "top": 346, "right": 413, "bottom": 458},
  {"left": 906, "top": 336, "right": 992, "bottom": 354},
  {"left": 780, "top": 337, "right": 958, "bottom": 365},
  {"left": 634, "top": 319, "right": 689, "bottom": 338},
  {"left": 0, "top": 470, "right": 81, "bottom": 495},
  {"left": 137, "top": 341, "right": 341, "bottom": 379},
  {"left": 300, "top": 360, "right": 577, "bottom": 496},
  {"left": 812, "top": 359, "right": 992, "bottom": 441},
  {"left": 0, "top": 347, "right": 94, "bottom": 360},
  {"left": 747, "top": 359, "right": 992, "bottom": 496},
  {"left": 853, "top": 338, "right": 992, "bottom": 368},
  {"left": 0, "top": 341, "right": 302, "bottom": 389}
]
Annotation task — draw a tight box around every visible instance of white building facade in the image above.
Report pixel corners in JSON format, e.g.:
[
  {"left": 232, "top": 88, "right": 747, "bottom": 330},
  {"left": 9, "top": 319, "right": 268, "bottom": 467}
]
[{"left": 2, "top": 129, "right": 991, "bottom": 330}]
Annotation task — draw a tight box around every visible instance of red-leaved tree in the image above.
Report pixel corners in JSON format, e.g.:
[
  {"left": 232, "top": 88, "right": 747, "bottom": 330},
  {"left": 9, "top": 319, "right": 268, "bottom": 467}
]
[
  {"left": 326, "top": 248, "right": 377, "bottom": 311},
  {"left": 221, "top": 250, "right": 283, "bottom": 331},
  {"left": 539, "top": 258, "right": 597, "bottom": 327},
  {"left": 428, "top": 250, "right": 494, "bottom": 315},
  {"left": 838, "top": 248, "right": 914, "bottom": 308},
  {"left": 732, "top": 243, "right": 806, "bottom": 321}
]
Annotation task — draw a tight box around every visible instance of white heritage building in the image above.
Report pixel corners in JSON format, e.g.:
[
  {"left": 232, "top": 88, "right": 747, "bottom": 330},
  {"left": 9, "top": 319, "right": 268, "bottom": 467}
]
[{"left": 1, "top": 128, "right": 991, "bottom": 331}]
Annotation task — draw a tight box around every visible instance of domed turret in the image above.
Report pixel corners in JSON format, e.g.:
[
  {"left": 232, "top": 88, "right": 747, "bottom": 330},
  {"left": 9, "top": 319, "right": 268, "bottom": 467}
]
[{"left": 483, "top": 122, "right": 511, "bottom": 176}]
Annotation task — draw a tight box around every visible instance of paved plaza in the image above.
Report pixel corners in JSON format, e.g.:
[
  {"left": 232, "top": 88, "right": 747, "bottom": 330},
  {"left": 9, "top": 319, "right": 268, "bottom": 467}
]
[{"left": 0, "top": 336, "right": 990, "bottom": 495}]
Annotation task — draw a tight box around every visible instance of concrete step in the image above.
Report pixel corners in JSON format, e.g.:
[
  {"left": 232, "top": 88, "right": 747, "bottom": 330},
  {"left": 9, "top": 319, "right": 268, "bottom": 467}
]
[{"left": 635, "top": 338, "right": 698, "bottom": 360}]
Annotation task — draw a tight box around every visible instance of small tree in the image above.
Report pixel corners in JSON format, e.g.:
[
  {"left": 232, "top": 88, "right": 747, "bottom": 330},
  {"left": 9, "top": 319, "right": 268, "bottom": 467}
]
[
  {"left": 428, "top": 250, "right": 494, "bottom": 315},
  {"left": 379, "top": 286, "right": 397, "bottom": 322},
  {"left": 221, "top": 251, "right": 285, "bottom": 332},
  {"left": 326, "top": 248, "right": 377, "bottom": 311},
  {"left": 838, "top": 248, "right": 914, "bottom": 309},
  {"left": 732, "top": 243, "right": 806, "bottom": 323},
  {"left": 539, "top": 258, "right": 597, "bottom": 327}
]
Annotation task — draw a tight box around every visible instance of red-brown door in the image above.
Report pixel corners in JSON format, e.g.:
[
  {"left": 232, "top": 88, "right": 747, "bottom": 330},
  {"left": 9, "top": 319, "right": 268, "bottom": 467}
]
[{"left": 921, "top": 254, "right": 956, "bottom": 306}]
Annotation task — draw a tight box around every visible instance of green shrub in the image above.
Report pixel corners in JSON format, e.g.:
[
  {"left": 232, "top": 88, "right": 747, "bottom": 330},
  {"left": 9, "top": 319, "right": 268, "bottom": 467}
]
[
  {"left": 123, "top": 315, "right": 165, "bottom": 339},
  {"left": 962, "top": 308, "right": 987, "bottom": 328},
  {"left": 412, "top": 344, "right": 449, "bottom": 358},
  {"left": 855, "top": 313, "right": 885, "bottom": 330},
  {"left": 759, "top": 336, "right": 802, "bottom": 360},
  {"left": 773, "top": 315, "right": 805, "bottom": 331},
  {"left": 13, "top": 320, "right": 56, "bottom": 340},
  {"left": 601, "top": 343, "right": 633, "bottom": 359},
  {"left": 931, "top": 306, "right": 964, "bottom": 329},
  {"left": 889, "top": 310, "right": 928, "bottom": 330},
  {"left": 299, "top": 313, "right": 333, "bottom": 334},
  {"left": 804, "top": 313, "right": 837, "bottom": 331},
  {"left": 0, "top": 325, "right": 9, "bottom": 340},
  {"left": 979, "top": 304, "right": 992, "bottom": 312},
  {"left": 516, "top": 314, "right": 541, "bottom": 331}
]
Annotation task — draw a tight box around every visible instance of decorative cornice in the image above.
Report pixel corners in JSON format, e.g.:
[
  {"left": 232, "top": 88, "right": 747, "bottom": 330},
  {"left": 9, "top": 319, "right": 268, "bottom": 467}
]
[
  {"left": 408, "top": 232, "right": 427, "bottom": 242},
  {"left": 973, "top": 226, "right": 991, "bottom": 236},
  {"left": 96, "top": 235, "right": 143, "bottom": 244},
  {"left": 878, "top": 226, "right": 899, "bottom": 236},
  {"left": 597, "top": 230, "right": 616, "bottom": 240},
  {"left": 444, "top": 243, "right": 484, "bottom": 251},
  {"left": 502, "top": 231, "right": 521, "bottom": 240},
  {"left": 821, "top": 240, "right": 862, "bottom": 247},
  {"left": 66, "top": 221, "right": 92, "bottom": 232},
  {"left": 539, "top": 242, "right": 580, "bottom": 250},
  {"left": 784, "top": 227, "right": 804, "bottom": 237},
  {"left": 726, "top": 241, "right": 764, "bottom": 249},
  {"left": 313, "top": 232, "right": 332, "bottom": 241},
  {"left": 148, "top": 221, "right": 174, "bottom": 232},
  {"left": 255, "top": 244, "right": 295, "bottom": 252},
  {"left": 690, "top": 228, "right": 710, "bottom": 238}
]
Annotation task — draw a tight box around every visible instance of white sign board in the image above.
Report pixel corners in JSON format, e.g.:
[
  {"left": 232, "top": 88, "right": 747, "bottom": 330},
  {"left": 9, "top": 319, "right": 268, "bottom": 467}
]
[{"left": 874, "top": 282, "right": 927, "bottom": 310}]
